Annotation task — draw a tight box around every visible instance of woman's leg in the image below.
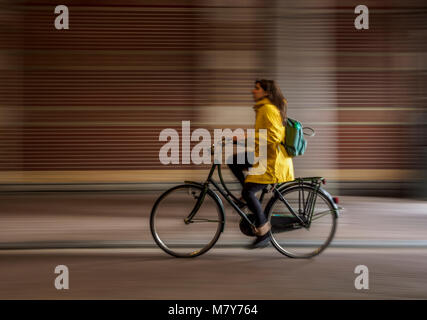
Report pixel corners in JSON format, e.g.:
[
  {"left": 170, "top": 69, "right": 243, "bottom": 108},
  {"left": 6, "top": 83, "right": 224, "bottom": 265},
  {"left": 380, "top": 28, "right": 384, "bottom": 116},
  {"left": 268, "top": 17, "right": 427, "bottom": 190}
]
[
  {"left": 241, "top": 182, "right": 268, "bottom": 227},
  {"left": 227, "top": 153, "right": 252, "bottom": 187}
]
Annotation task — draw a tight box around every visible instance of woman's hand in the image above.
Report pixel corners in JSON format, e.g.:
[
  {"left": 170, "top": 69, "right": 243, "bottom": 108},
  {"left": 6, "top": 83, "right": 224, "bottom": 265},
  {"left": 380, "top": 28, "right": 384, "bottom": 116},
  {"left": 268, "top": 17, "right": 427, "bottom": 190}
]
[{"left": 233, "top": 132, "right": 247, "bottom": 144}]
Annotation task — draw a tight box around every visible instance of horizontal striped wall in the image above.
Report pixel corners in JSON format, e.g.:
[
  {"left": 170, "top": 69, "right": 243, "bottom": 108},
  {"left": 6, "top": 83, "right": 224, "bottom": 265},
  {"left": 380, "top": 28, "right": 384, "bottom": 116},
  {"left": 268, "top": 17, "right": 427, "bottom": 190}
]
[
  {"left": 0, "top": 0, "right": 272, "bottom": 185},
  {"left": 0, "top": 0, "right": 426, "bottom": 193},
  {"left": 276, "top": 1, "right": 426, "bottom": 194},
  {"left": 335, "top": 0, "right": 427, "bottom": 187}
]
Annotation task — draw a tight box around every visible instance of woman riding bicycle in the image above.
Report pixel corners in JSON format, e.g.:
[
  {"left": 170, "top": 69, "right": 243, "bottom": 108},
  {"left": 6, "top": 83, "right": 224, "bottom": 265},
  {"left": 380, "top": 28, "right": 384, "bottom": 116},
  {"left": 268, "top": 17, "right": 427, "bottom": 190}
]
[{"left": 228, "top": 79, "right": 294, "bottom": 248}]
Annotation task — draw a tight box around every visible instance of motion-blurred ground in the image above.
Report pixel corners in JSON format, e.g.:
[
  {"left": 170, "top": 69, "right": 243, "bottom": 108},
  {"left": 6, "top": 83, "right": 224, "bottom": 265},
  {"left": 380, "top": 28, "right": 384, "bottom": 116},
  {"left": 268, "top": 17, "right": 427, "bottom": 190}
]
[{"left": 0, "top": 193, "right": 426, "bottom": 299}]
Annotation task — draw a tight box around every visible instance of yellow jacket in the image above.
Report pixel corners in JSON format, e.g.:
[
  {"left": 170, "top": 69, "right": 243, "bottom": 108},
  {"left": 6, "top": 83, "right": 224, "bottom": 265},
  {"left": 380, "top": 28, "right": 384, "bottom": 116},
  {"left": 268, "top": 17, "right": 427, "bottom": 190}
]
[{"left": 245, "top": 98, "right": 294, "bottom": 184}]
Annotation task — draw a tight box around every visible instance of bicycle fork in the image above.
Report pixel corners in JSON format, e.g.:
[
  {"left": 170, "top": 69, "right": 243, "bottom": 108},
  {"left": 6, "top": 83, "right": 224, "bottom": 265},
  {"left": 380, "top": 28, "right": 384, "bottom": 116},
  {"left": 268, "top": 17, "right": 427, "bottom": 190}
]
[{"left": 184, "top": 184, "right": 209, "bottom": 224}]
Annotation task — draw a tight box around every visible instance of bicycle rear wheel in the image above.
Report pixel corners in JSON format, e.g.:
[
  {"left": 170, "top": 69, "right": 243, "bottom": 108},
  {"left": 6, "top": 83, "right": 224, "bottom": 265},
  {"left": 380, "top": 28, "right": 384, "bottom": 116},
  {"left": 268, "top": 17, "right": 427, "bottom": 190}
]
[
  {"left": 265, "top": 185, "right": 338, "bottom": 258},
  {"left": 150, "top": 184, "right": 224, "bottom": 258}
]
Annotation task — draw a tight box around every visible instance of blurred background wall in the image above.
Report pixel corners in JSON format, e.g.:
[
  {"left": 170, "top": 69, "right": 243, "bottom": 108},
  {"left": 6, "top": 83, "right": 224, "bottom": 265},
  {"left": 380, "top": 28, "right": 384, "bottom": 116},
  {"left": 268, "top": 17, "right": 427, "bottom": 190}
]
[{"left": 0, "top": 0, "right": 426, "bottom": 197}]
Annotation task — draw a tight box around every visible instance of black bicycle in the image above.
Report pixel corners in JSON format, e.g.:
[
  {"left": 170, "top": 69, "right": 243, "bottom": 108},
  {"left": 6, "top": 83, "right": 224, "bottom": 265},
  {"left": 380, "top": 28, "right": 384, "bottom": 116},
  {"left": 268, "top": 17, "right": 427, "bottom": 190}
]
[{"left": 150, "top": 141, "right": 342, "bottom": 259}]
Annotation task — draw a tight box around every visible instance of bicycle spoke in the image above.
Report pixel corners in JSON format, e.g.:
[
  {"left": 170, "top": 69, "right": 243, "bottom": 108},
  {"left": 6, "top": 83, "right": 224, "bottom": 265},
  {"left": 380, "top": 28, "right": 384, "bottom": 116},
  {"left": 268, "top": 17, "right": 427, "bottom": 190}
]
[
  {"left": 311, "top": 209, "right": 334, "bottom": 221},
  {"left": 189, "top": 219, "right": 223, "bottom": 223}
]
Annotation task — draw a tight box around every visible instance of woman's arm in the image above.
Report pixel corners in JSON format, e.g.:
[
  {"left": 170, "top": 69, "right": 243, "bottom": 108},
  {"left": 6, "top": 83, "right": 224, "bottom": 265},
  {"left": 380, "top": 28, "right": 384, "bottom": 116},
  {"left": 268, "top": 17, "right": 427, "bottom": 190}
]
[
  {"left": 258, "top": 105, "right": 284, "bottom": 144},
  {"left": 232, "top": 131, "right": 247, "bottom": 143}
]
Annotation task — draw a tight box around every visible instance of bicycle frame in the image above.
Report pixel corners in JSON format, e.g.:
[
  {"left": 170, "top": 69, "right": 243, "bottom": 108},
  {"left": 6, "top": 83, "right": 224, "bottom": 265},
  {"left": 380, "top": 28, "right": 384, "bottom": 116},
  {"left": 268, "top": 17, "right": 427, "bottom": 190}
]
[
  {"left": 273, "top": 178, "right": 324, "bottom": 228},
  {"left": 184, "top": 163, "right": 255, "bottom": 226},
  {"left": 184, "top": 162, "right": 320, "bottom": 230}
]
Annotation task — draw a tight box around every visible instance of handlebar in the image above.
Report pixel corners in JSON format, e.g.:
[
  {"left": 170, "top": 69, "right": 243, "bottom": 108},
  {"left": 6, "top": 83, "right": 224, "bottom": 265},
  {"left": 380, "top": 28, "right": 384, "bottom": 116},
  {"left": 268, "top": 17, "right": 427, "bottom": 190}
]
[{"left": 209, "top": 138, "right": 245, "bottom": 155}]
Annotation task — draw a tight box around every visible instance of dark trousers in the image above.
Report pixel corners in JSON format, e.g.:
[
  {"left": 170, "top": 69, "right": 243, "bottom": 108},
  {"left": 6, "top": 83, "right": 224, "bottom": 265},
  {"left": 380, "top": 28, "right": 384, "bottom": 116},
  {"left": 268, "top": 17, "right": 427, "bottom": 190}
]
[{"left": 227, "top": 153, "right": 268, "bottom": 227}]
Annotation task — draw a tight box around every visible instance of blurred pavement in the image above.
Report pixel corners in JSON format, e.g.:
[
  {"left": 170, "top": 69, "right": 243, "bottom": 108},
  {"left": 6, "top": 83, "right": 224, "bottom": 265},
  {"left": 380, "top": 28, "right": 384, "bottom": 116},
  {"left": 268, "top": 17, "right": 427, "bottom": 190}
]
[
  {"left": 0, "top": 193, "right": 426, "bottom": 248},
  {"left": 1, "top": 192, "right": 427, "bottom": 299}
]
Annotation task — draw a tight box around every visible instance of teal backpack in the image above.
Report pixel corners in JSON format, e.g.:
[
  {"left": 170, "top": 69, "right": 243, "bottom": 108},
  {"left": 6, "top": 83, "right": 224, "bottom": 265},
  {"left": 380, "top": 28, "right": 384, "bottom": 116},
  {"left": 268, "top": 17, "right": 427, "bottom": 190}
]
[{"left": 282, "top": 118, "right": 314, "bottom": 157}]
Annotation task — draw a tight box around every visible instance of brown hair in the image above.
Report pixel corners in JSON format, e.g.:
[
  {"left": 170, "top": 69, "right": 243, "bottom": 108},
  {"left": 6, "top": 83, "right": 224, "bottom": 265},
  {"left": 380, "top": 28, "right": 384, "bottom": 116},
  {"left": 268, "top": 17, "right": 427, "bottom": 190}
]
[{"left": 255, "top": 79, "right": 287, "bottom": 124}]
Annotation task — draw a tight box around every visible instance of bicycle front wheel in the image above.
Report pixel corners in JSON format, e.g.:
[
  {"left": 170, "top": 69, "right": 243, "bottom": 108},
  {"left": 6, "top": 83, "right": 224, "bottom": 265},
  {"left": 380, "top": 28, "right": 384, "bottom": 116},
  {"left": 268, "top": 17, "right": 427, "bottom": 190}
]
[
  {"left": 150, "top": 184, "right": 224, "bottom": 258},
  {"left": 266, "top": 185, "right": 338, "bottom": 258}
]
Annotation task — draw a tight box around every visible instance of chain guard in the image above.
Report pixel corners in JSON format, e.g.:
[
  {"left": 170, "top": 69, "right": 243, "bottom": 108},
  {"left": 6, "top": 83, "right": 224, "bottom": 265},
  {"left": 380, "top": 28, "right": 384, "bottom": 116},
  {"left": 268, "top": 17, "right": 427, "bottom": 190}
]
[{"left": 239, "top": 214, "right": 257, "bottom": 237}]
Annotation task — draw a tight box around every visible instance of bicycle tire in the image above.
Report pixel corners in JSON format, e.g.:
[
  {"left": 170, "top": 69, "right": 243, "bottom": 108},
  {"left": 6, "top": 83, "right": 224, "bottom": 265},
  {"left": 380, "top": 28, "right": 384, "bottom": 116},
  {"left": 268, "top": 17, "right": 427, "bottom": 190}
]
[
  {"left": 150, "top": 184, "right": 225, "bottom": 258},
  {"left": 265, "top": 185, "right": 338, "bottom": 259}
]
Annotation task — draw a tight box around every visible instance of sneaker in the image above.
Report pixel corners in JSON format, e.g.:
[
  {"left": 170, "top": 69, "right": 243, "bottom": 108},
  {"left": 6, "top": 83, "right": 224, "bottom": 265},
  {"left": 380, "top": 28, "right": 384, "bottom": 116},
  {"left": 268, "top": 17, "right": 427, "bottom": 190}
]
[{"left": 247, "top": 233, "right": 271, "bottom": 249}]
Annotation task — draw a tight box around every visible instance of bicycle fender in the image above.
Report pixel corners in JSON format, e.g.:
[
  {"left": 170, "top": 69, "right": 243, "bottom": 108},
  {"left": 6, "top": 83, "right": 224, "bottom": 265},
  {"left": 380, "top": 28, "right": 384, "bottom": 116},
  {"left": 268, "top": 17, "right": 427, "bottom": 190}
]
[
  {"left": 318, "top": 187, "right": 341, "bottom": 217},
  {"left": 277, "top": 181, "right": 315, "bottom": 192}
]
